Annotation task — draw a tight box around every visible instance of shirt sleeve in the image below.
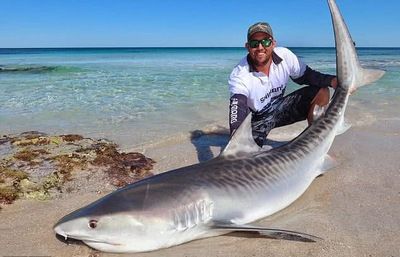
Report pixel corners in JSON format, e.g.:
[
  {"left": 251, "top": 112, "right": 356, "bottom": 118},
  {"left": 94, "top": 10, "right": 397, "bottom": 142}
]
[
  {"left": 281, "top": 47, "right": 335, "bottom": 88},
  {"left": 292, "top": 66, "right": 336, "bottom": 88},
  {"left": 229, "top": 94, "right": 249, "bottom": 136}
]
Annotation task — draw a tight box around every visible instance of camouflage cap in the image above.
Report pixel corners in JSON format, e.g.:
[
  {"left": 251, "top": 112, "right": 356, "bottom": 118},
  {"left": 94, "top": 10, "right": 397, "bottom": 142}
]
[{"left": 247, "top": 22, "right": 273, "bottom": 41}]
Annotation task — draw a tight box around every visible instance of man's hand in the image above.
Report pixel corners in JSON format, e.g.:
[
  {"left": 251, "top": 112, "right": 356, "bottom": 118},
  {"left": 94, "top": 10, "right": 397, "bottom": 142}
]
[{"left": 330, "top": 77, "right": 338, "bottom": 89}]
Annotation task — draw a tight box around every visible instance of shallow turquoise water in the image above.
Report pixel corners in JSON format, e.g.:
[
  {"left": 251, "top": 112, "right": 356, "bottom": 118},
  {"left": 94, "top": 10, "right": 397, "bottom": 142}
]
[{"left": 1, "top": 47, "right": 399, "bottom": 147}]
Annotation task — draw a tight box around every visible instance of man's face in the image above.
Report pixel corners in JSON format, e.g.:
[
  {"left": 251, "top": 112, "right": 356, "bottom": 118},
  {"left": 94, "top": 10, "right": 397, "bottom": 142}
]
[{"left": 246, "top": 32, "right": 275, "bottom": 67}]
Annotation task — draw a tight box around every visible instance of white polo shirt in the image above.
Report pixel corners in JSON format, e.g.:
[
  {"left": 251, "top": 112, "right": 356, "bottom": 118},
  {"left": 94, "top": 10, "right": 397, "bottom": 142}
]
[{"left": 228, "top": 47, "right": 307, "bottom": 112}]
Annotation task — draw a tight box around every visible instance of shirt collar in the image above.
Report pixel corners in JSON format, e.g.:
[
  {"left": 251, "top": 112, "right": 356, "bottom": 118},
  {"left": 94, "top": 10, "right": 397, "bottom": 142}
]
[{"left": 247, "top": 50, "right": 283, "bottom": 73}]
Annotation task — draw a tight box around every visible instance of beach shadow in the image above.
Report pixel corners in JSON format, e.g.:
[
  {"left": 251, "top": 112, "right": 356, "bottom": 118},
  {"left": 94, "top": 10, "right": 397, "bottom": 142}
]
[
  {"left": 190, "top": 127, "right": 230, "bottom": 163},
  {"left": 263, "top": 138, "right": 289, "bottom": 149},
  {"left": 190, "top": 128, "right": 289, "bottom": 163}
]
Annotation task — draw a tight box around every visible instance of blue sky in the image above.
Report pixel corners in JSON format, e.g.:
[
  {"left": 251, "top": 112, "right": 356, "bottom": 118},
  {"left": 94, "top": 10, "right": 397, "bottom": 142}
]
[{"left": 1, "top": 0, "right": 399, "bottom": 48}]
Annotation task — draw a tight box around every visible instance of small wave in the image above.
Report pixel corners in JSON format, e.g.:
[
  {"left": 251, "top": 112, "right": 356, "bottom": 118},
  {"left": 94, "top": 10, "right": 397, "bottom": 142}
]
[
  {"left": 0, "top": 65, "right": 56, "bottom": 73},
  {"left": 0, "top": 65, "right": 84, "bottom": 74}
]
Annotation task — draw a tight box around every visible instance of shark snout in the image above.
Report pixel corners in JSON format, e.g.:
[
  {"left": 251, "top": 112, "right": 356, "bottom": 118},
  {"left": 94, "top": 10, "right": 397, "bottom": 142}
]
[
  {"left": 53, "top": 215, "right": 72, "bottom": 239},
  {"left": 54, "top": 223, "right": 69, "bottom": 241}
]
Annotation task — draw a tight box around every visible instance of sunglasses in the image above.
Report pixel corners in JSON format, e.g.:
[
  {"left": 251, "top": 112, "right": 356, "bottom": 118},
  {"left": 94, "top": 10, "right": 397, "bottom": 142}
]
[{"left": 248, "top": 38, "right": 273, "bottom": 48}]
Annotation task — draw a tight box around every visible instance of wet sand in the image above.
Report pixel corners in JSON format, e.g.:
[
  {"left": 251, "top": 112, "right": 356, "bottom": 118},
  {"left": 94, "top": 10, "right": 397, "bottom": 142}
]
[{"left": 1, "top": 100, "right": 399, "bottom": 257}]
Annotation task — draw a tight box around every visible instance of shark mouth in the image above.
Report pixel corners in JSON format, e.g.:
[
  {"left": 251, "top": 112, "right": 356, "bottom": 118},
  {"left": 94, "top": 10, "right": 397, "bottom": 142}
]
[{"left": 54, "top": 230, "right": 122, "bottom": 246}]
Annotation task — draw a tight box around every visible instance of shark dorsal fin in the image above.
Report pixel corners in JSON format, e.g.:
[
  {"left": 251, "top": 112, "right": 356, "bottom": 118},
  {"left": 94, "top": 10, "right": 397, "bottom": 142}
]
[{"left": 221, "top": 113, "right": 260, "bottom": 157}]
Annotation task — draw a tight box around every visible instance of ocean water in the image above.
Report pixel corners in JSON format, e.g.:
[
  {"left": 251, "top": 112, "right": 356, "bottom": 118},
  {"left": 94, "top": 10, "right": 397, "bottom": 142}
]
[{"left": 1, "top": 47, "right": 399, "bottom": 148}]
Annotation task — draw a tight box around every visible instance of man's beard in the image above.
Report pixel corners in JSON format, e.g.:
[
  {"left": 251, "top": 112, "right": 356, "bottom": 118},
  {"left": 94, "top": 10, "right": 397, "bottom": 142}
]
[
  {"left": 251, "top": 51, "right": 270, "bottom": 67},
  {"left": 253, "top": 56, "right": 269, "bottom": 67}
]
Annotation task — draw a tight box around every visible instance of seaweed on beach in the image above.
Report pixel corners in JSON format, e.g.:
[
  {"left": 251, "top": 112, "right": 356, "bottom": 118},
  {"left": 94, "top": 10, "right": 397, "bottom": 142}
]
[
  {"left": 0, "top": 131, "right": 155, "bottom": 206},
  {"left": 0, "top": 167, "right": 29, "bottom": 204},
  {"left": 61, "top": 134, "right": 84, "bottom": 142},
  {"left": 14, "top": 148, "right": 49, "bottom": 165},
  {"left": 50, "top": 153, "right": 88, "bottom": 181},
  {"left": 92, "top": 143, "right": 155, "bottom": 187},
  {"left": 0, "top": 186, "right": 19, "bottom": 205}
]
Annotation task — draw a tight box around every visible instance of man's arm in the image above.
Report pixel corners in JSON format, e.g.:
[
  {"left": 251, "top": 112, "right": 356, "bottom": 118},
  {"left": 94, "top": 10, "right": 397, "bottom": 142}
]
[
  {"left": 229, "top": 94, "right": 248, "bottom": 136},
  {"left": 292, "top": 66, "right": 336, "bottom": 88}
]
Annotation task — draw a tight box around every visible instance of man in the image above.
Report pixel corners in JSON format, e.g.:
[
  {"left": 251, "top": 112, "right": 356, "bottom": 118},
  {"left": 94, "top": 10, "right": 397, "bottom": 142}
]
[{"left": 229, "top": 22, "right": 337, "bottom": 147}]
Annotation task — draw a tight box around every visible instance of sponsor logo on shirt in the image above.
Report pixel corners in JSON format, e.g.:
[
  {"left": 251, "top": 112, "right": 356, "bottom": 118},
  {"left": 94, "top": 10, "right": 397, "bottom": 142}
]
[
  {"left": 230, "top": 98, "right": 239, "bottom": 124},
  {"left": 260, "top": 85, "right": 285, "bottom": 103}
]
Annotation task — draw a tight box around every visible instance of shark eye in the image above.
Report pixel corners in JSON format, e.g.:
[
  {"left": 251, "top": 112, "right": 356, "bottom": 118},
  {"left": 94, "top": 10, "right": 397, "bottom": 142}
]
[{"left": 88, "top": 220, "right": 98, "bottom": 229}]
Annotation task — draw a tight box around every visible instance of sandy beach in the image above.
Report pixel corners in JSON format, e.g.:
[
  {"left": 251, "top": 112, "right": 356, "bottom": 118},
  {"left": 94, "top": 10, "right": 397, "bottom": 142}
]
[{"left": 1, "top": 98, "right": 399, "bottom": 257}]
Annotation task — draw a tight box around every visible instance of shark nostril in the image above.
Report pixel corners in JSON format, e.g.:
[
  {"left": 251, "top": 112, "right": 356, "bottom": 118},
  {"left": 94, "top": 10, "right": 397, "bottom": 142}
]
[{"left": 88, "top": 220, "right": 98, "bottom": 229}]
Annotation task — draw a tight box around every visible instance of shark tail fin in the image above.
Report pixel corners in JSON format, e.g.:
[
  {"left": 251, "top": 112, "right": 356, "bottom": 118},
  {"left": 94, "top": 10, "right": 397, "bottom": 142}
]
[{"left": 351, "top": 67, "right": 385, "bottom": 93}]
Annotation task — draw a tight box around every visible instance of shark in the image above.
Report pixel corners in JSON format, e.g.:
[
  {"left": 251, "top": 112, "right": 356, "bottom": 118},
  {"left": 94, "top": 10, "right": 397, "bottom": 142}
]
[{"left": 53, "top": 0, "right": 385, "bottom": 253}]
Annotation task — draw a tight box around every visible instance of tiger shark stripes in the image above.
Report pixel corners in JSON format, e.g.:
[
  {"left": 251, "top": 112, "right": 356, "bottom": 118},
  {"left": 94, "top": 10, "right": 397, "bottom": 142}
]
[{"left": 54, "top": 0, "right": 385, "bottom": 253}]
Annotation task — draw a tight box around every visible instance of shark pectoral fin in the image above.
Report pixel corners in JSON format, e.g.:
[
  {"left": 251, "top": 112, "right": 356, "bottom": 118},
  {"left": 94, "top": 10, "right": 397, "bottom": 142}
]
[
  {"left": 221, "top": 113, "right": 261, "bottom": 157},
  {"left": 336, "top": 116, "right": 351, "bottom": 135},
  {"left": 320, "top": 154, "right": 337, "bottom": 174},
  {"left": 211, "top": 223, "right": 322, "bottom": 243}
]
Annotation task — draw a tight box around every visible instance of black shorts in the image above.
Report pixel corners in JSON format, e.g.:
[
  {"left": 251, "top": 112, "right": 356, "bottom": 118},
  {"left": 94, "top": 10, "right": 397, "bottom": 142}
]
[{"left": 251, "top": 86, "right": 321, "bottom": 146}]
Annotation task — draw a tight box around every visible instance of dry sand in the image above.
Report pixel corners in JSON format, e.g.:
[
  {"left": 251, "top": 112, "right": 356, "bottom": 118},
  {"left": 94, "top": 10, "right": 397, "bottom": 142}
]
[{"left": 1, "top": 100, "right": 399, "bottom": 257}]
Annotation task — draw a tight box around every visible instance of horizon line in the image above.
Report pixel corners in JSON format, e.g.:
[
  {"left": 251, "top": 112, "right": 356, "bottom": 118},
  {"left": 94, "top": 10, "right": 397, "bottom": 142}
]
[{"left": 1, "top": 46, "right": 399, "bottom": 49}]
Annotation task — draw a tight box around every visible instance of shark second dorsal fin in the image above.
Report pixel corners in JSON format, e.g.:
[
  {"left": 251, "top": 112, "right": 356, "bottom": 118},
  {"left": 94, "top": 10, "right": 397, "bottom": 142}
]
[{"left": 221, "top": 113, "right": 261, "bottom": 157}]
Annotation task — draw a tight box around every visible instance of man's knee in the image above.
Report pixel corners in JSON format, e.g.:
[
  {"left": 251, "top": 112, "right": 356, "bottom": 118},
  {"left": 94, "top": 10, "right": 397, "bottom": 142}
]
[{"left": 312, "top": 87, "right": 330, "bottom": 106}]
